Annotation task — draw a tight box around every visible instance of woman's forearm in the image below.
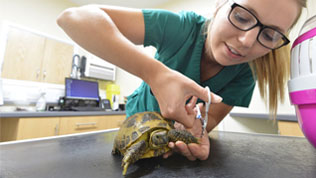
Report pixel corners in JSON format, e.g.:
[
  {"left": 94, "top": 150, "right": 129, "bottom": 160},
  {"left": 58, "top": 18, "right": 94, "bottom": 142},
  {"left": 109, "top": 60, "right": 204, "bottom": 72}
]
[
  {"left": 57, "top": 5, "right": 220, "bottom": 127},
  {"left": 57, "top": 5, "right": 167, "bottom": 85},
  {"left": 205, "top": 103, "right": 233, "bottom": 132}
]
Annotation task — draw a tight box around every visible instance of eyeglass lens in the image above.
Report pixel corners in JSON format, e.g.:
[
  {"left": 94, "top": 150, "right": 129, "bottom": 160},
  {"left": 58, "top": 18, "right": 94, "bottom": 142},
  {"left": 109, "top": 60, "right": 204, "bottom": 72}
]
[{"left": 229, "top": 4, "right": 287, "bottom": 49}]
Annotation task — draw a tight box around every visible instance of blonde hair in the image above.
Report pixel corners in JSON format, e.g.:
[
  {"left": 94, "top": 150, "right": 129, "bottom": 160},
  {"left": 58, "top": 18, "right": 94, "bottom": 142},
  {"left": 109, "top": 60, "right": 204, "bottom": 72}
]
[
  {"left": 249, "top": 0, "right": 307, "bottom": 118},
  {"left": 248, "top": 45, "right": 290, "bottom": 118},
  {"left": 208, "top": 0, "right": 307, "bottom": 118}
]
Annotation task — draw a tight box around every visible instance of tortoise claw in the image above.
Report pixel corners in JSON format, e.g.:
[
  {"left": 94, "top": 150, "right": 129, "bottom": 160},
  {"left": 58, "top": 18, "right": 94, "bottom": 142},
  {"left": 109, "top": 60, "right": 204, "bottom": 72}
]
[{"left": 122, "top": 162, "right": 129, "bottom": 175}]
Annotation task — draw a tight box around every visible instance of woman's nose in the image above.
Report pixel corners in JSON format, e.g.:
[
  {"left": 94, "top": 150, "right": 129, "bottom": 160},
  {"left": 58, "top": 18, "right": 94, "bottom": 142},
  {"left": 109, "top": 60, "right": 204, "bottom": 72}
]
[{"left": 237, "top": 27, "right": 260, "bottom": 48}]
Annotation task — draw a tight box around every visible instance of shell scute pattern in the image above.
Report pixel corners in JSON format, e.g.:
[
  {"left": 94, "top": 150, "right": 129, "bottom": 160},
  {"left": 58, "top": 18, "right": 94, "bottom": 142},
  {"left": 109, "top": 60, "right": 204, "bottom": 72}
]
[
  {"left": 131, "top": 131, "right": 138, "bottom": 142},
  {"left": 112, "top": 111, "right": 199, "bottom": 175},
  {"left": 138, "top": 126, "right": 150, "bottom": 133},
  {"left": 140, "top": 112, "right": 162, "bottom": 124},
  {"left": 114, "top": 112, "right": 172, "bottom": 150},
  {"left": 126, "top": 115, "right": 137, "bottom": 128}
]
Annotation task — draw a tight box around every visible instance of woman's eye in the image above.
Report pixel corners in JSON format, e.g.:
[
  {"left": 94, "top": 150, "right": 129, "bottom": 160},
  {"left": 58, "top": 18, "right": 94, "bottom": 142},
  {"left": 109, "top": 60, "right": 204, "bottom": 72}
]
[
  {"left": 262, "top": 30, "right": 282, "bottom": 42},
  {"left": 234, "top": 12, "right": 250, "bottom": 24},
  {"left": 262, "top": 32, "right": 274, "bottom": 41}
]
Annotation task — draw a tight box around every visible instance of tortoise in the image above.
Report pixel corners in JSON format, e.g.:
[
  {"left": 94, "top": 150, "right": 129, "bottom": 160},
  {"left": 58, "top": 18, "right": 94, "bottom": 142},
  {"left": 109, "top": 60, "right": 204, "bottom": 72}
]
[{"left": 112, "top": 111, "right": 199, "bottom": 175}]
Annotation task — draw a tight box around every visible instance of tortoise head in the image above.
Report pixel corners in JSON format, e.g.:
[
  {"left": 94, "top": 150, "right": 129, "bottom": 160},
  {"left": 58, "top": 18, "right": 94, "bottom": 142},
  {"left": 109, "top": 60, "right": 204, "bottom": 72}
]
[{"left": 149, "top": 129, "right": 169, "bottom": 149}]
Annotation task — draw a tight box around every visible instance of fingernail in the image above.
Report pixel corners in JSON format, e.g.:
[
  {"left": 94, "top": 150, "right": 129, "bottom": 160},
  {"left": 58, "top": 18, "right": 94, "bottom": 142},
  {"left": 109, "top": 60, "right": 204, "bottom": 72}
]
[{"left": 213, "top": 94, "right": 223, "bottom": 102}]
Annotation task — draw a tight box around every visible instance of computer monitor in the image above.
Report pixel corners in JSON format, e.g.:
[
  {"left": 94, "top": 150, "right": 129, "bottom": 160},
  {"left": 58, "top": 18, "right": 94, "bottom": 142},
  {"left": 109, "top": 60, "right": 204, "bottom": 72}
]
[{"left": 65, "top": 78, "right": 99, "bottom": 100}]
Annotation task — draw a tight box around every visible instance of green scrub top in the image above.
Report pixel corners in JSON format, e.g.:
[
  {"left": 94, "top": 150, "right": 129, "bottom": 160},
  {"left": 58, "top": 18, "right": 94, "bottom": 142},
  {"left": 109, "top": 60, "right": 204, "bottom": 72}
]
[{"left": 125, "top": 9, "right": 255, "bottom": 118}]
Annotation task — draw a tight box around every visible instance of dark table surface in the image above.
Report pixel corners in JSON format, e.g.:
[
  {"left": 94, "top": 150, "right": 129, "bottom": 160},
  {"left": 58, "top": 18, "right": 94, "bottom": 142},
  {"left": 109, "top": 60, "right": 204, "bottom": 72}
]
[{"left": 1, "top": 130, "right": 315, "bottom": 178}]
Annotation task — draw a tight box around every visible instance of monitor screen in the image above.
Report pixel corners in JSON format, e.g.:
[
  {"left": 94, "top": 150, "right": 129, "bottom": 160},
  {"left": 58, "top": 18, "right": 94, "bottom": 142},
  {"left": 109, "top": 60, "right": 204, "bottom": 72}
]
[{"left": 65, "top": 78, "right": 99, "bottom": 100}]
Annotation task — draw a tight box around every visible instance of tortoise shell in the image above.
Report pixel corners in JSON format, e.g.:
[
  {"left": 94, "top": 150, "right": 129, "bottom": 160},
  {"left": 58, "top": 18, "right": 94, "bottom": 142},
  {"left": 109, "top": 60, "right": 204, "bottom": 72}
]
[
  {"left": 112, "top": 111, "right": 199, "bottom": 175},
  {"left": 113, "top": 111, "right": 174, "bottom": 153}
]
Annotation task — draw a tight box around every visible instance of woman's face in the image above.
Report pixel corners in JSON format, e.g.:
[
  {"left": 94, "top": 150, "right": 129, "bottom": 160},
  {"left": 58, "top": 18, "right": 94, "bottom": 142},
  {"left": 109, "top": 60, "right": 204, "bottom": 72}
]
[{"left": 207, "top": 0, "right": 300, "bottom": 66}]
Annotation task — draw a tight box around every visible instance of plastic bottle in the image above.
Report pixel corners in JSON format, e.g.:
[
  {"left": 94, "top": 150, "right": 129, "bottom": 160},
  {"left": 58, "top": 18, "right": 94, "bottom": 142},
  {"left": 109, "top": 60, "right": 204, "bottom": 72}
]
[{"left": 36, "top": 92, "right": 46, "bottom": 111}]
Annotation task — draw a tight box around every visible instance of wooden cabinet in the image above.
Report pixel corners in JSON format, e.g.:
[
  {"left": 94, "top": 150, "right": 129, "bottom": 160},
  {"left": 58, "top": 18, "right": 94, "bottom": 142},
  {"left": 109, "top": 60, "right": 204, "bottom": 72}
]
[
  {"left": 41, "top": 38, "right": 74, "bottom": 84},
  {"left": 278, "top": 121, "right": 304, "bottom": 137},
  {"left": 1, "top": 117, "right": 59, "bottom": 141},
  {"left": 1, "top": 23, "right": 74, "bottom": 85},
  {"left": 1, "top": 27, "right": 46, "bottom": 82},
  {"left": 59, "top": 115, "right": 125, "bottom": 135},
  {"left": 0, "top": 115, "right": 125, "bottom": 142}
]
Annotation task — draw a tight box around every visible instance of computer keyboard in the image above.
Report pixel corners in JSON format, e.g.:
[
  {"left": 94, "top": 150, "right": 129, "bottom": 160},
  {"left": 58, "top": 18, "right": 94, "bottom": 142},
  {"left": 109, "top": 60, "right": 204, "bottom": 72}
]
[{"left": 70, "top": 106, "right": 106, "bottom": 111}]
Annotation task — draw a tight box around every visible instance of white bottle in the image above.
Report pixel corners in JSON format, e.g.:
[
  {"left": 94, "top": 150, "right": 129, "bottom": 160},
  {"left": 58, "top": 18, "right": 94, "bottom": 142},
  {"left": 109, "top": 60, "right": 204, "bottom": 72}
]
[
  {"left": 36, "top": 92, "right": 46, "bottom": 111},
  {"left": 112, "top": 94, "right": 119, "bottom": 111}
]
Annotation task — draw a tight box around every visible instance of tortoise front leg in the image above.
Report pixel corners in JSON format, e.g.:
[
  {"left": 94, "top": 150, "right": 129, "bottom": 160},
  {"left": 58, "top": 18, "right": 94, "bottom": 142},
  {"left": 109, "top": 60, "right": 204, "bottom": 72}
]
[
  {"left": 121, "top": 140, "right": 147, "bottom": 175},
  {"left": 168, "top": 129, "right": 199, "bottom": 144}
]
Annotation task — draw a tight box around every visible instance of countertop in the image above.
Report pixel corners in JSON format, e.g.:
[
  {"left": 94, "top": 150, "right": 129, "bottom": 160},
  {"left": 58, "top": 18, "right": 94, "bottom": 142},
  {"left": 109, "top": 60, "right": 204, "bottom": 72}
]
[
  {"left": 1, "top": 111, "right": 296, "bottom": 122},
  {"left": 1, "top": 130, "right": 315, "bottom": 178},
  {"left": 0, "top": 110, "right": 125, "bottom": 118},
  {"left": 230, "top": 112, "right": 298, "bottom": 122}
]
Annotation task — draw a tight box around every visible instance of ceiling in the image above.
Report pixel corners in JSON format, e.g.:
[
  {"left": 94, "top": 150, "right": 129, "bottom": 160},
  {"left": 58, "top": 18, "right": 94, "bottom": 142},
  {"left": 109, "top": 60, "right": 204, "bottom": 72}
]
[{"left": 70, "top": 0, "right": 174, "bottom": 8}]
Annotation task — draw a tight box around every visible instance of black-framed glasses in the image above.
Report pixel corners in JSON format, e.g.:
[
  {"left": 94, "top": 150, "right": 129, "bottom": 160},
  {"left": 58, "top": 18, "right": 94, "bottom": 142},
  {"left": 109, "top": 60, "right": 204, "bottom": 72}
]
[{"left": 227, "top": 2, "right": 290, "bottom": 50}]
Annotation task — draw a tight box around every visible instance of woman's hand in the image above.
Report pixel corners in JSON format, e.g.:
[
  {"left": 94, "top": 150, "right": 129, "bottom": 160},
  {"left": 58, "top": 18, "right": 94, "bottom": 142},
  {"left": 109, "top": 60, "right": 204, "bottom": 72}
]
[
  {"left": 163, "top": 102, "right": 210, "bottom": 161},
  {"left": 164, "top": 123, "right": 210, "bottom": 161},
  {"left": 148, "top": 68, "right": 222, "bottom": 128}
]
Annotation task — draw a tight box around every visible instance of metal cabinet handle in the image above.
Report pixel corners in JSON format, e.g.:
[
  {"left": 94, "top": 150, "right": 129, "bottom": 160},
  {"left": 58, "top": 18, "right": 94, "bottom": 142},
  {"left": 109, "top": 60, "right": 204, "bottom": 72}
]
[
  {"left": 36, "top": 69, "right": 40, "bottom": 79},
  {"left": 76, "top": 122, "right": 97, "bottom": 128},
  {"left": 55, "top": 124, "right": 59, "bottom": 136},
  {"left": 43, "top": 70, "right": 47, "bottom": 80}
]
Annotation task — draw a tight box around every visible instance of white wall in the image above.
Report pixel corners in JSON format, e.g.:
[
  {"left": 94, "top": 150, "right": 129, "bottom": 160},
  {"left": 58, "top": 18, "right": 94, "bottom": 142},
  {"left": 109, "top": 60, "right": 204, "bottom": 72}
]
[
  {"left": 157, "top": 0, "right": 216, "bottom": 16},
  {"left": 0, "top": 0, "right": 77, "bottom": 40},
  {"left": 0, "top": 0, "right": 77, "bottom": 108},
  {"left": 0, "top": 0, "right": 141, "bottom": 105},
  {"left": 0, "top": 0, "right": 147, "bottom": 102}
]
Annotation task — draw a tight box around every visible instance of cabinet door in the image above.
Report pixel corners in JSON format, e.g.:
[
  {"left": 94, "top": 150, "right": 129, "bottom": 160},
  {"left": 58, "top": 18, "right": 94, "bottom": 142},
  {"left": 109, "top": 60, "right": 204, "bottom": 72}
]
[
  {"left": 1, "top": 27, "right": 45, "bottom": 81},
  {"left": 59, "top": 115, "right": 125, "bottom": 135},
  {"left": 1, "top": 118, "right": 19, "bottom": 142},
  {"left": 102, "top": 115, "right": 126, "bottom": 129},
  {"left": 278, "top": 121, "right": 304, "bottom": 137},
  {"left": 16, "top": 117, "right": 60, "bottom": 140},
  {"left": 1, "top": 117, "right": 60, "bottom": 141},
  {"left": 41, "top": 38, "right": 74, "bottom": 84}
]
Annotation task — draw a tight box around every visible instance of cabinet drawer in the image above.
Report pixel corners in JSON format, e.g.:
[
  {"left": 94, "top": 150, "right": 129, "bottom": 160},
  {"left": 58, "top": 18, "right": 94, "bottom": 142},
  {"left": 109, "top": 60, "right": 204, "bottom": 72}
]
[{"left": 59, "top": 115, "right": 125, "bottom": 135}]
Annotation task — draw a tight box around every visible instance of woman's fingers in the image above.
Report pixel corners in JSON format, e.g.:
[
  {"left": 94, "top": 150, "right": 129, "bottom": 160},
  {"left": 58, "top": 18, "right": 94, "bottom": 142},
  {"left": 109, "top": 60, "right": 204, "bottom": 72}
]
[
  {"left": 163, "top": 142, "right": 175, "bottom": 159},
  {"left": 185, "top": 96, "right": 198, "bottom": 119},
  {"left": 188, "top": 143, "right": 209, "bottom": 160},
  {"left": 190, "top": 84, "right": 222, "bottom": 105},
  {"left": 164, "top": 123, "right": 210, "bottom": 161},
  {"left": 175, "top": 141, "right": 197, "bottom": 161},
  {"left": 163, "top": 150, "right": 173, "bottom": 159}
]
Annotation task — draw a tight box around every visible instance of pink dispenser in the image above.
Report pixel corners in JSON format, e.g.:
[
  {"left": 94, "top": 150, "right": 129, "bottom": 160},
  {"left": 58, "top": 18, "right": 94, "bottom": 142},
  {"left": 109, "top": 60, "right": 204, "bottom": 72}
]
[{"left": 288, "top": 15, "right": 316, "bottom": 148}]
